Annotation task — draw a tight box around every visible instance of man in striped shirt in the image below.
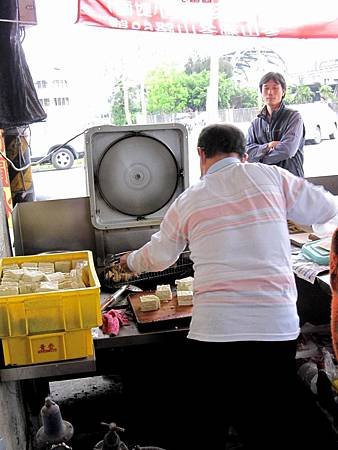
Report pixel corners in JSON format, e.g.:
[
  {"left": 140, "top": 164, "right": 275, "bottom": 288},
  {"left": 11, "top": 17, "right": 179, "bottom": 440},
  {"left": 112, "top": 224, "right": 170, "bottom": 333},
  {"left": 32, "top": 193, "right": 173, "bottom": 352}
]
[{"left": 120, "top": 123, "right": 337, "bottom": 450}]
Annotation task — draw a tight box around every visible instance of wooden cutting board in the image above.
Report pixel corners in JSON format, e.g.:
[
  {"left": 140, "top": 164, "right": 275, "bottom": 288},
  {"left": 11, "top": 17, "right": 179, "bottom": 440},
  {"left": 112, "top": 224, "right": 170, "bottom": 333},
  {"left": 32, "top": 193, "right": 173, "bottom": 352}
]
[
  {"left": 290, "top": 232, "right": 311, "bottom": 247},
  {"left": 128, "top": 290, "right": 192, "bottom": 331}
]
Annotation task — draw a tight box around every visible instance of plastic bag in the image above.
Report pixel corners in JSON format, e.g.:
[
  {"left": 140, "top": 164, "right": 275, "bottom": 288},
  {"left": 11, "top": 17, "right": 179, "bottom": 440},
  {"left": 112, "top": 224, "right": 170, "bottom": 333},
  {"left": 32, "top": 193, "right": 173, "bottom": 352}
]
[{"left": 0, "top": 1, "right": 47, "bottom": 129}]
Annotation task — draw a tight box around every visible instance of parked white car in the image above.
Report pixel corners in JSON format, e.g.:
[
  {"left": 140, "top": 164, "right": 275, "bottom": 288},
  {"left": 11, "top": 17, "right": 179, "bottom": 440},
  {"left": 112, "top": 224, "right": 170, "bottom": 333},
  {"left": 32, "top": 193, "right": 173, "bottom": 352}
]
[
  {"left": 28, "top": 121, "right": 85, "bottom": 170},
  {"left": 291, "top": 102, "right": 338, "bottom": 145}
]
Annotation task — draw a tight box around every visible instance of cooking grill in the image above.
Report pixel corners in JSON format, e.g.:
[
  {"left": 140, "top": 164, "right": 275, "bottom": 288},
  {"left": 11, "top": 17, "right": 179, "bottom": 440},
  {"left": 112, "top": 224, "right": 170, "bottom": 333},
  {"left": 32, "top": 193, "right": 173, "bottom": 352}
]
[{"left": 102, "top": 251, "right": 193, "bottom": 291}]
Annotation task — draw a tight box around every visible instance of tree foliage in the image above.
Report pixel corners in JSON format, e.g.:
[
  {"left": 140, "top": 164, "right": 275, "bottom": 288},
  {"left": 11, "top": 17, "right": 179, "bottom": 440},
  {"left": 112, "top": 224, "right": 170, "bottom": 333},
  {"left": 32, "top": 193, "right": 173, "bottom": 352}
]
[
  {"left": 319, "top": 84, "right": 335, "bottom": 101},
  {"left": 218, "top": 74, "right": 236, "bottom": 109},
  {"left": 185, "top": 56, "right": 232, "bottom": 78},
  {"left": 110, "top": 79, "right": 141, "bottom": 125},
  {"left": 146, "top": 64, "right": 257, "bottom": 114},
  {"left": 284, "top": 85, "right": 314, "bottom": 105},
  {"left": 111, "top": 56, "right": 332, "bottom": 122},
  {"left": 146, "top": 68, "right": 189, "bottom": 114},
  {"left": 185, "top": 70, "right": 209, "bottom": 111}
]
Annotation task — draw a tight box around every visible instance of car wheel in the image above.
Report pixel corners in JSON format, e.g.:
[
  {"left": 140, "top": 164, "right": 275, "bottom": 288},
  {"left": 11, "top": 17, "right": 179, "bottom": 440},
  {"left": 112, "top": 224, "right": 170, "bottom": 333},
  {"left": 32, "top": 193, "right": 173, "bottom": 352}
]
[
  {"left": 313, "top": 126, "right": 321, "bottom": 145},
  {"left": 329, "top": 124, "right": 337, "bottom": 140},
  {"left": 51, "top": 148, "right": 74, "bottom": 170}
]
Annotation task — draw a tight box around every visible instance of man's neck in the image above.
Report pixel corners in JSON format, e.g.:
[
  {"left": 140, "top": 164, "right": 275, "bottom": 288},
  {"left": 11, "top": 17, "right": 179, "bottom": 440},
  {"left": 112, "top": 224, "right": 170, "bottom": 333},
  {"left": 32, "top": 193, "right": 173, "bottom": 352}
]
[
  {"left": 266, "top": 103, "right": 282, "bottom": 116},
  {"left": 205, "top": 153, "right": 241, "bottom": 172}
]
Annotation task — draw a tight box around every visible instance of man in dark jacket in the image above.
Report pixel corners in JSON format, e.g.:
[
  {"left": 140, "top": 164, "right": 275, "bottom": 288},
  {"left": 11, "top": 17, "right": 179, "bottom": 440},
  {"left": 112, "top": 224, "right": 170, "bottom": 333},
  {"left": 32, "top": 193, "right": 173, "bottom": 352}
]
[{"left": 246, "top": 72, "right": 305, "bottom": 177}]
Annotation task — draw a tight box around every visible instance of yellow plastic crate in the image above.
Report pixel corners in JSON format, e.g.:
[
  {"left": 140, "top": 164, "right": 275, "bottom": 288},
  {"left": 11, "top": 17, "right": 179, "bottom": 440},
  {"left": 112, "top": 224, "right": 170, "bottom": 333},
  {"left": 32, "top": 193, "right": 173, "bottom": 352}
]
[
  {"left": 0, "top": 251, "right": 101, "bottom": 337},
  {"left": 2, "top": 329, "right": 94, "bottom": 366}
]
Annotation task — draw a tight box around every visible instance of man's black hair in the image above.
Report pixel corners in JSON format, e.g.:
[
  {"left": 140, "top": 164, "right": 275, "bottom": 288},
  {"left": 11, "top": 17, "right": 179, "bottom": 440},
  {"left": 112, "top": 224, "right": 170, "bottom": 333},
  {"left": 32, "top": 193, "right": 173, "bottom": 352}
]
[
  {"left": 259, "top": 72, "right": 287, "bottom": 94},
  {"left": 197, "top": 123, "right": 246, "bottom": 158}
]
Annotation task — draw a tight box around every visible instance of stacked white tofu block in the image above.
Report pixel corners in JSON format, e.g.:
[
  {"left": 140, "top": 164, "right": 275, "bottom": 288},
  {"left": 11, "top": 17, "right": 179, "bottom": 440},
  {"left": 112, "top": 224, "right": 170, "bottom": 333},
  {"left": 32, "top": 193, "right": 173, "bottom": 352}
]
[{"left": 175, "top": 276, "right": 194, "bottom": 306}]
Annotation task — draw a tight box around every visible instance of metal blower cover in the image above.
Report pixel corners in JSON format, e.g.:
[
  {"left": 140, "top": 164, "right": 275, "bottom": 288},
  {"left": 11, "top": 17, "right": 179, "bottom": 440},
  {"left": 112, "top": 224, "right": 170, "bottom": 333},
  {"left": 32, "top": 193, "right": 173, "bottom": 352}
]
[
  {"left": 85, "top": 124, "right": 189, "bottom": 230},
  {"left": 97, "top": 134, "right": 178, "bottom": 216}
]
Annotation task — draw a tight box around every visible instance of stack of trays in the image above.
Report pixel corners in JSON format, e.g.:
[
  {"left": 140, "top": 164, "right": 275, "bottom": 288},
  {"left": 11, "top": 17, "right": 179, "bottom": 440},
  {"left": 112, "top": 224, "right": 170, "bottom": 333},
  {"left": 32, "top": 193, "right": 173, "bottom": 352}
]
[{"left": 0, "top": 251, "right": 101, "bottom": 366}]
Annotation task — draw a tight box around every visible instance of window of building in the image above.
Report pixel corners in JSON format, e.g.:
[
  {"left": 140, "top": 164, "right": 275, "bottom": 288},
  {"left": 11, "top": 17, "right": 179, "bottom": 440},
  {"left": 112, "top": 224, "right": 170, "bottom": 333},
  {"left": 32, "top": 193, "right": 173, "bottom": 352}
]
[
  {"left": 39, "top": 98, "right": 50, "bottom": 107},
  {"left": 53, "top": 97, "right": 70, "bottom": 106},
  {"left": 52, "top": 79, "right": 68, "bottom": 88},
  {"left": 36, "top": 80, "right": 47, "bottom": 89}
]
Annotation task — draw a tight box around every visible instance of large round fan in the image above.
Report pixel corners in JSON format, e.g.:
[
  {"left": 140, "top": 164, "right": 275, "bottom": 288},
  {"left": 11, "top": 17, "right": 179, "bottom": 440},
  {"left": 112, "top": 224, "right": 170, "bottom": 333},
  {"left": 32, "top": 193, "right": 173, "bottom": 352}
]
[{"left": 97, "top": 134, "right": 179, "bottom": 216}]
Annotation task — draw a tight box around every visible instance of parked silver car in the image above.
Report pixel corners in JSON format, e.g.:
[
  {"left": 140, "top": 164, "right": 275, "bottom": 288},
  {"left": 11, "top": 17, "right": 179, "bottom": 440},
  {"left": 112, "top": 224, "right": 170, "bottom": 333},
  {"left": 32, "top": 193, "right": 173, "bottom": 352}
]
[{"left": 291, "top": 102, "right": 338, "bottom": 145}]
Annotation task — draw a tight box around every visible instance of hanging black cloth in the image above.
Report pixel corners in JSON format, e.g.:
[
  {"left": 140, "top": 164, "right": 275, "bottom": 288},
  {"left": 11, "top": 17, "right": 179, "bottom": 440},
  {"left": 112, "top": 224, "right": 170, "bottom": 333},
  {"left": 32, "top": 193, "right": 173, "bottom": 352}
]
[{"left": 0, "top": 0, "right": 47, "bottom": 129}]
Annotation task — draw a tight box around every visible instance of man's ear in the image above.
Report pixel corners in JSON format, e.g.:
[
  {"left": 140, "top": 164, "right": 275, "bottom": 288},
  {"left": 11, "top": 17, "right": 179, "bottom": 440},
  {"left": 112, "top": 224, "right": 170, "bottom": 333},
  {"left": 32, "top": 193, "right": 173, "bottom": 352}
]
[
  {"left": 198, "top": 147, "right": 207, "bottom": 176},
  {"left": 198, "top": 147, "right": 206, "bottom": 161},
  {"left": 241, "top": 152, "right": 248, "bottom": 163}
]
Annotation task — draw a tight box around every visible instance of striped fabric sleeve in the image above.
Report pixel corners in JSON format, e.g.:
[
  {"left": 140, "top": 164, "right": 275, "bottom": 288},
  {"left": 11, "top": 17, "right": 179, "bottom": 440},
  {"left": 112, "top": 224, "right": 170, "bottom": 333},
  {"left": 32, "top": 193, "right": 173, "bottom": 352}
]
[
  {"left": 281, "top": 169, "right": 337, "bottom": 225},
  {"left": 127, "top": 201, "right": 188, "bottom": 274}
]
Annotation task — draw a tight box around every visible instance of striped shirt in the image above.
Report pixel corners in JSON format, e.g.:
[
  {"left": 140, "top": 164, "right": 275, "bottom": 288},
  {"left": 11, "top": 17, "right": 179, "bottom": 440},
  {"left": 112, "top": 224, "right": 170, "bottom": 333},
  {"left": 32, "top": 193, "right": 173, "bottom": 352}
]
[{"left": 128, "top": 157, "right": 337, "bottom": 342}]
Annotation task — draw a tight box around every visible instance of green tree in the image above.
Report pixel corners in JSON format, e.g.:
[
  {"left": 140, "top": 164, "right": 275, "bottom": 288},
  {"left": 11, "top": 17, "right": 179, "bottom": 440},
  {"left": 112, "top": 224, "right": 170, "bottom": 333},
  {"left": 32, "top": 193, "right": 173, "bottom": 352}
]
[
  {"left": 110, "top": 79, "right": 141, "bottom": 125},
  {"left": 218, "top": 75, "right": 236, "bottom": 109},
  {"left": 231, "top": 86, "right": 258, "bottom": 108},
  {"left": 185, "top": 56, "right": 232, "bottom": 78},
  {"left": 283, "top": 86, "right": 295, "bottom": 105},
  {"left": 319, "top": 84, "right": 335, "bottom": 101},
  {"left": 185, "top": 70, "right": 209, "bottom": 111},
  {"left": 185, "top": 56, "right": 209, "bottom": 75},
  {"left": 146, "top": 68, "right": 189, "bottom": 114},
  {"left": 291, "top": 85, "right": 314, "bottom": 104},
  {"left": 110, "top": 80, "right": 125, "bottom": 125}
]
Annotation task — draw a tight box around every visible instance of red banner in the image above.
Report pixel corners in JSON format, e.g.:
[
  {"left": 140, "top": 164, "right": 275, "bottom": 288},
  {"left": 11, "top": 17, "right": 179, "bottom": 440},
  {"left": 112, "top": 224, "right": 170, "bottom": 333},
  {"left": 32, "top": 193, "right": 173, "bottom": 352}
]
[{"left": 77, "top": 0, "right": 338, "bottom": 38}]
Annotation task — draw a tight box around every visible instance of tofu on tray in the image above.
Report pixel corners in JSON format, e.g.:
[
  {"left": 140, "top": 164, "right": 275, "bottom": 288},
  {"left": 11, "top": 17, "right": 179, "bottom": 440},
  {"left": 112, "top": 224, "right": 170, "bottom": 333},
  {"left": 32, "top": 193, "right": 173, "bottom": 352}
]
[
  {"left": 138, "top": 277, "right": 194, "bottom": 312},
  {"left": 139, "top": 294, "right": 161, "bottom": 312},
  {"left": 155, "top": 284, "right": 172, "bottom": 302},
  {"left": 176, "top": 290, "right": 193, "bottom": 306}
]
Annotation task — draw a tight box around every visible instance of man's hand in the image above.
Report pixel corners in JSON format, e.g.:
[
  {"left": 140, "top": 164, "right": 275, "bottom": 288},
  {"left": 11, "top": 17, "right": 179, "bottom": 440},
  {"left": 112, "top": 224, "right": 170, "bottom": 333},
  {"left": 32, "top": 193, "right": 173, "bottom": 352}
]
[
  {"left": 119, "top": 252, "right": 132, "bottom": 271},
  {"left": 266, "top": 140, "right": 280, "bottom": 153}
]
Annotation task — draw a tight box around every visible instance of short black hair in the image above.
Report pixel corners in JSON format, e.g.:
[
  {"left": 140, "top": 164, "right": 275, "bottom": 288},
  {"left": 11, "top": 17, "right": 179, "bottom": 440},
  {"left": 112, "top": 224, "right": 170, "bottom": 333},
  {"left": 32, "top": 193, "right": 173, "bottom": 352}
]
[
  {"left": 259, "top": 72, "right": 287, "bottom": 93},
  {"left": 197, "top": 123, "right": 246, "bottom": 158}
]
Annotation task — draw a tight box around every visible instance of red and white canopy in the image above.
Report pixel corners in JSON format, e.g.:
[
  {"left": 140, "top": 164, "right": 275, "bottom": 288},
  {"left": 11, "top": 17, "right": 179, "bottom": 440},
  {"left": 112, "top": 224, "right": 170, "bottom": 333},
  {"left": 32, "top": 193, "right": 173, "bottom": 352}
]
[{"left": 77, "top": 0, "right": 338, "bottom": 38}]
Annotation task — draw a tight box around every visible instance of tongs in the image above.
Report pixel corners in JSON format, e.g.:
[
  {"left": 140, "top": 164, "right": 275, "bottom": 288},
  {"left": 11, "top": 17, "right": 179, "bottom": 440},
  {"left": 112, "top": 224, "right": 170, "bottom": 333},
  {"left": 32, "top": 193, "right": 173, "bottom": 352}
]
[
  {"left": 101, "top": 284, "right": 142, "bottom": 312},
  {"left": 106, "top": 252, "right": 128, "bottom": 266}
]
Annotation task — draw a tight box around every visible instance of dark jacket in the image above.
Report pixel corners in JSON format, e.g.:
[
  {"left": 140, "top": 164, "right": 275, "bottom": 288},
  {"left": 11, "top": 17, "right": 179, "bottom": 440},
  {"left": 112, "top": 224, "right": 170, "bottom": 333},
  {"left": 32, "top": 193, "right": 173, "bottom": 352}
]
[{"left": 246, "top": 103, "right": 305, "bottom": 177}]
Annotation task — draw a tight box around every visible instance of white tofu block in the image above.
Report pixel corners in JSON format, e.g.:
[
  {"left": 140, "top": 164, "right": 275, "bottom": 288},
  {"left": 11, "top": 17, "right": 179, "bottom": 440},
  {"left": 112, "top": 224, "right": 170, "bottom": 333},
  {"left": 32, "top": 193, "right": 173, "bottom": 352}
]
[
  {"left": 54, "top": 260, "right": 72, "bottom": 273},
  {"left": 2, "top": 264, "right": 19, "bottom": 270},
  {"left": 175, "top": 276, "right": 194, "bottom": 292},
  {"left": 140, "top": 294, "right": 160, "bottom": 312},
  {"left": 22, "top": 270, "right": 46, "bottom": 283},
  {"left": 177, "top": 290, "right": 193, "bottom": 306},
  {"left": 1, "top": 281, "right": 19, "bottom": 288},
  {"left": 46, "top": 272, "right": 65, "bottom": 283},
  {"left": 155, "top": 284, "right": 172, "bottom": 301},
  {"left": 71, "top": 259, "right": 88, "bottom": 269},
  {"left": 21, "top": 262, "right": 38, "bottom": 270},
  {"left": 2, "top": 269, "right": 24, "bottom": 281},
  {"left": 38, "top": 262, "right": 55, "bottom": 273},
  {"left": 19, "top": 282, "right": 39, "bottom": 294},
  {"left": 58, "top": 280, "right": 73, "bottom": 290},
  {"left": 36, "top": 281, "right": 59, "bottom": 292},
  {"left": 0, "top": 286, "right": 19, "bottom": 296}
]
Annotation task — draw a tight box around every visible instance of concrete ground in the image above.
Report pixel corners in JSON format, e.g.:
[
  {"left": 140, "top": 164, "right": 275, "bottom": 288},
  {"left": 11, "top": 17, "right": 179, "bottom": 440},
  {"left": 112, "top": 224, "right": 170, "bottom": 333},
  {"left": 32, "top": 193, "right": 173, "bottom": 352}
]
[
  {"left": 47, "top": 373, "right": 245, "bottom": 450},
  {"left": 49, "top": 375, "right": 128, "bottom": 450},
  {"left": 46, "top": 373, "right": 337, "bottom": 450}
]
